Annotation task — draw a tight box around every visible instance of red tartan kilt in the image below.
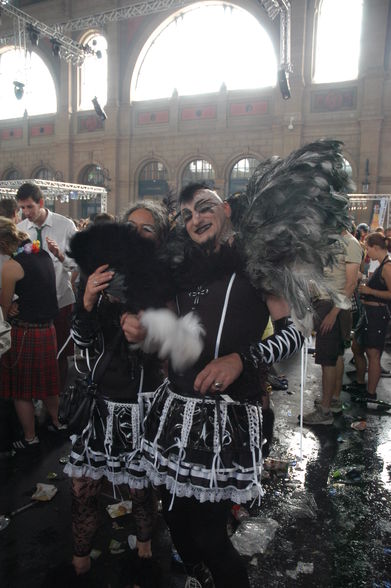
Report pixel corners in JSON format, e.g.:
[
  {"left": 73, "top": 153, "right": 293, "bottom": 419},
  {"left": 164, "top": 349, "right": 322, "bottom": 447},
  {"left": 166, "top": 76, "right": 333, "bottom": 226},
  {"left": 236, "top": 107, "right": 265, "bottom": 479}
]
[{"left": 0, "top": 324, "right": 60, "bottom": 400}]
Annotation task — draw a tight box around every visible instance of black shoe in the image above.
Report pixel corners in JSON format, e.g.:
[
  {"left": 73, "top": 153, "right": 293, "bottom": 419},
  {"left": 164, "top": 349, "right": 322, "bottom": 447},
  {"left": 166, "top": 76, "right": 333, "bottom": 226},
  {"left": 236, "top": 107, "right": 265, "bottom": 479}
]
[
  {"left": 342, "top": 381, "right": 366, "bottom": 395},
  {"left": 12, "top": 436, "right": 39, "bottom": 451}
]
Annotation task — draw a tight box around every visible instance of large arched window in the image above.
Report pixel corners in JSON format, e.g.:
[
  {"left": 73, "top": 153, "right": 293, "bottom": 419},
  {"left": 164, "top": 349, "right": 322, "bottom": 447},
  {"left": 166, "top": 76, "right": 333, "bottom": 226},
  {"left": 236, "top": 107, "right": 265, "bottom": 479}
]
[
  {"left": 313, "top": 0, "right": 363, "bottom": 83},
  {"left": 132, "top": 3, "right": 277, "bottom": 100},
  {"left": 79, "top": 34, "right": 108, "bottom": 111},
  {"left": 229, "top": 157, "right": 260, "bottom": 195},
  {"left": 182, "top": 160, "right": 215, "bottom": 188},
  {"left": 0, "top": 48, "right": 56, "bottom": 120},
  {"left": 138, "top": 161, "right": 168, "bottom": 199},
  {"left": 78, "top": 164, "right": 105, "bottom": 218},
  {"left": 2, "top": 168, "right": 22, "bottom": 180}
]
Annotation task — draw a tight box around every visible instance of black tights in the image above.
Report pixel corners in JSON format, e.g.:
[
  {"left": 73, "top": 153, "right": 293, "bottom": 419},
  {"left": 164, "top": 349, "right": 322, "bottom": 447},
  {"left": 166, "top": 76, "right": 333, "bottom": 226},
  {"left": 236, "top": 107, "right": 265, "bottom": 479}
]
[
  {"left": 161, "top": 489, "right": 250, "bottom": 588},
  {"left": 71, "top": 477, "right": 156, "bottom": 557}
]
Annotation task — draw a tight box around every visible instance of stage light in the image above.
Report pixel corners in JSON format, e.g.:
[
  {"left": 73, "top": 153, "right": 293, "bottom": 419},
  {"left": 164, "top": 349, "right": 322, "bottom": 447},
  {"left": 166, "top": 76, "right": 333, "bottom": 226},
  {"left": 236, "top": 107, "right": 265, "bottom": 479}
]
[
  {"left": 51, "top": 39, "right": 61, "bottom": 57},
  {"left": 13, "top": 81, "right": 25, "bottom": 100},
  {"left": 278, "top": 68, "right": 291, "bottom": 100},
  {"left": 27, "top": 25, "right": 39, "bottom": 47},
  {"left": 92, "top": 97, "right": 107, "bottom": 121}
]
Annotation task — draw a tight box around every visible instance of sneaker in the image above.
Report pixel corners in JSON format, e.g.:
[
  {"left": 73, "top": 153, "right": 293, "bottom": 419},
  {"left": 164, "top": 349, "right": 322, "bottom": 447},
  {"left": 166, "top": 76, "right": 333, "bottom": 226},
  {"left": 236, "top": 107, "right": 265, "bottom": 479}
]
[
  {"left": 301, "top": 406, "right": 333, "bottom": 426},
  {"left": 314, "top": 397, "right": 343, "bottom": 414},
  {"left": 366, "top": 393, "right": 378, "bottom": 409},
  {"left": 12, "top": 436, "right": 39, "bottom": 451},
  {"left": 48, "top": 422, "right": 68, "bottom": 433}
]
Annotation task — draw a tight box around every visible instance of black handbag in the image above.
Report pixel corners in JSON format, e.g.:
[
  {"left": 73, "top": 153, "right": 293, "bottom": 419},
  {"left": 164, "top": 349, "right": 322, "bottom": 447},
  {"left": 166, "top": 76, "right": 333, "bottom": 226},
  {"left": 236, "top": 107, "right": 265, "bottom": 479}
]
[
  {"left": 59, "top": 377, "right": 98, "bottom": 435},
  {"left": 59, "top": 328, "right": 123, "bottom": 435}
]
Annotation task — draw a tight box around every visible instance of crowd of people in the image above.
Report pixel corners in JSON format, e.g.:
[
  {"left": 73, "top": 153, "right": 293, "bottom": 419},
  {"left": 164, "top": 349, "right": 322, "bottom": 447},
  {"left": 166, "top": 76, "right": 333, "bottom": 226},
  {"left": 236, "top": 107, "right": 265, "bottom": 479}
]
[{"left": 0, "top": 143, "right": 390, "bottom": 588}]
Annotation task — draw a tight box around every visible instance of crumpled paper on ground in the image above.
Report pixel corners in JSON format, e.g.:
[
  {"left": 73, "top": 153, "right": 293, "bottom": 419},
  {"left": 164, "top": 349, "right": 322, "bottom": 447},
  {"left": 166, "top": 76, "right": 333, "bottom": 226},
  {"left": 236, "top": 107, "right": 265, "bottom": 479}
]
[
  {"left": 32, "top": 483, "right": 58, "bottom": 501},
  {"left": 106, "top": 500, "right": 132, "bottom": 518},
  {"left": 231, "top": 517, "right": 278, "bottom": 556}
]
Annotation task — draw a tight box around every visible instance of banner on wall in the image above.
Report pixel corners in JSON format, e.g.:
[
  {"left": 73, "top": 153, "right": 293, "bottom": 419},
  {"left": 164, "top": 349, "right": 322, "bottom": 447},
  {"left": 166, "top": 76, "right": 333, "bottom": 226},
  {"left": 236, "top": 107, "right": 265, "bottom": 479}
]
[{"left": 370, "top": 197, "right": 388, "bottom": 230}]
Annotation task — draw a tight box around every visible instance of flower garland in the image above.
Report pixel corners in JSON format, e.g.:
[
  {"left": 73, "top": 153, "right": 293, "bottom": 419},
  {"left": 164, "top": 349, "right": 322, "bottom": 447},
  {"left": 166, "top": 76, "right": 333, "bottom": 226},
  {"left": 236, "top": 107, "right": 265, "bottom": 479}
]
[{"left": 14, "top": 240, "right": 41, "bottom": 256}]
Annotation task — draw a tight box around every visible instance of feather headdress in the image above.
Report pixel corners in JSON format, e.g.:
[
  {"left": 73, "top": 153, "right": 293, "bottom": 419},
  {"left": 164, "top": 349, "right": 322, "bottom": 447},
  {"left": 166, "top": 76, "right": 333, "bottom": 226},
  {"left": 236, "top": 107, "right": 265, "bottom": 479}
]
[{"left": 237, "top": 139, "right": 353, "bottom": 334}]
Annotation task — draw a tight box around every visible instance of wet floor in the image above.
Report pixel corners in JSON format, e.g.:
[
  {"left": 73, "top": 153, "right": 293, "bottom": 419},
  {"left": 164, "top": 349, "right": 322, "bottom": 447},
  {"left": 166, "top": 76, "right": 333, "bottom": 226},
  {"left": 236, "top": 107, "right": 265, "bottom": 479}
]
[{"left": 0, "top": 345, "right": 390, "bottom": 588}]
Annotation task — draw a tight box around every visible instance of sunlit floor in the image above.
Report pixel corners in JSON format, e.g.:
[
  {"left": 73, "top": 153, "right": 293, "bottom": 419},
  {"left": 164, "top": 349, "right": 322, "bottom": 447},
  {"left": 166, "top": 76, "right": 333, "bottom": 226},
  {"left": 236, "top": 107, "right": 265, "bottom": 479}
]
[{"left": 0, "top": 344, "right": 390, "bottom": 588}]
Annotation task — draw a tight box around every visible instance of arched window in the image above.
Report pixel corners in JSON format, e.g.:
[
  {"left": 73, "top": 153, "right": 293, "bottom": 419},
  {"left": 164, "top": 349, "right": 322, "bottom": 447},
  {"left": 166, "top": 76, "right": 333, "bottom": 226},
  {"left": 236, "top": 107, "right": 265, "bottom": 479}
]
[
  {"left": 182, "top": 160, "right": 215, "bottom": 188},
  {"left": 138, "top": 161, "right": 168, "bottom": 199},
  {"left": 0, "top": 48, "right": 56, "bottom": 120},
  {"left": 79, "top": 34, "right": 108, "bottom": 111},
  {"left": 313, "top": 0, "right": 363, "bottom": 83},
  {"left": 229, "top": 157, "right": 261, "bottom": 195},
  {"left": 132, "top": 3, "right": 277, "bottom": 100},
  {"left": 33, "top": 167, "right": 54, "bottom": 180},
  {"left": 2, "top": 168, "right": 22, "bottom": 180},
  {"left": 78, "top": 164, "right": 105, "bottom": 218}
]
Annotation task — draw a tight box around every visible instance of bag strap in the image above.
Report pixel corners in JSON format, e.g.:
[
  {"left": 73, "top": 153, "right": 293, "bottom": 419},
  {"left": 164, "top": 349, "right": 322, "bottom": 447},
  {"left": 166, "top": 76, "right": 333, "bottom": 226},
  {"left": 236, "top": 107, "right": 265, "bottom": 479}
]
[{"left": 90, "top": 327, "right": 124, "bottom": 385}]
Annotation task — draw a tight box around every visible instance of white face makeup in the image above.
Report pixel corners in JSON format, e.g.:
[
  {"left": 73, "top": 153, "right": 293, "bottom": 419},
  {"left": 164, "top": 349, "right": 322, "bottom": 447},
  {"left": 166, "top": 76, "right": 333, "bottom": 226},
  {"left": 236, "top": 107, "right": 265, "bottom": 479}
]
[
  {"left": 180, "top": 189, "right": 231, "bottom": 248},
  {"left": 127, "top": 209, "right": 157, "bottom": 241}
]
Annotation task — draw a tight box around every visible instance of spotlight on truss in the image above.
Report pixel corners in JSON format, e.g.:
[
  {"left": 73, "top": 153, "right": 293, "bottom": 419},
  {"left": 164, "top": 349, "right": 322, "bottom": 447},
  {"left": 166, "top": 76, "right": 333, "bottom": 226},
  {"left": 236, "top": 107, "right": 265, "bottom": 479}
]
[
  {"left": 51, "top": 39, "right": 61, "bottom": 57},
  {"left": 92, "top": 96, "right": 107, "bottom": 121},
  {"left": 13, "top": 81, "right": 25, "bottom": 100},
  {"left": 27, "top": 24, "right": 39, "bottom": 47},
  {"left": 278, "top": 68, "right": 291, "bottom": 100}
]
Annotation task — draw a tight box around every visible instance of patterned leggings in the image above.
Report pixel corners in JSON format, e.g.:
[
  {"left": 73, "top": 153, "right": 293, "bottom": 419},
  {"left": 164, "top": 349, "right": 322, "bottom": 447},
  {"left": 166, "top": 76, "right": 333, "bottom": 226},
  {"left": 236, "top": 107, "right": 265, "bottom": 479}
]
[{"left": 71, "top": 476, "right": 157, "bottom": 557}]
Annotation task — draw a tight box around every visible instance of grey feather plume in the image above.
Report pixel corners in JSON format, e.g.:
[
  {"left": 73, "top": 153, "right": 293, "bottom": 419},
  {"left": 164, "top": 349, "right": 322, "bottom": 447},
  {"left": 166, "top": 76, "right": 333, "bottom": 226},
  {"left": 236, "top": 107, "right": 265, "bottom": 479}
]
[{"left": 237, "top": 139, "right": 352, "bottom": 334}]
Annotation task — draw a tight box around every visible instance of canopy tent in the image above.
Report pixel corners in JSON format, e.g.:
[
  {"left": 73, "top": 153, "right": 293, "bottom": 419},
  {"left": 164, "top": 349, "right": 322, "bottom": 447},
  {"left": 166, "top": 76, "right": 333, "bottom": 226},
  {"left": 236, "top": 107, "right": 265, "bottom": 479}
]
[{"left": 0, "top": 179, "right": 107, "bottom": 212}]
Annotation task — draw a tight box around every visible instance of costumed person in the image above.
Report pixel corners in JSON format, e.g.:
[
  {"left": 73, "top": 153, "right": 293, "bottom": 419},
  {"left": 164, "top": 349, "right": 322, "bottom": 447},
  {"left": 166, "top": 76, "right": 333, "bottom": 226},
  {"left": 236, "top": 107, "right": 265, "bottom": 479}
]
[
  {"left": 348, "top": 232, "right": 391, "bottom": 402},
  {"left": 122, "top": 140, "right": 353, "bottom": 588},
  {"left": 64, "top": 202, "right": 176, "bottom": 582},
  {"left": 0, "top": 217, "right": 61, "bottom": 450}
]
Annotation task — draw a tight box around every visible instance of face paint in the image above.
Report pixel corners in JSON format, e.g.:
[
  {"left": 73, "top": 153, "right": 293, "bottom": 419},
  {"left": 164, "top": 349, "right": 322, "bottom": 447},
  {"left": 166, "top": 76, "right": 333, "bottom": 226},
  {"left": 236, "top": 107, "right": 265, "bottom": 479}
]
[{"left": 180, "top": 190, "right": 231, "bottom": 249}]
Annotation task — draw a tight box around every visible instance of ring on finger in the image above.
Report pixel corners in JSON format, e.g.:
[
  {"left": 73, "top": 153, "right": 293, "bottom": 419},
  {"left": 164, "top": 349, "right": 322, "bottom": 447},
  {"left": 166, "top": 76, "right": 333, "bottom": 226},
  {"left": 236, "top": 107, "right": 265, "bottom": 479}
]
[
  {"left": 93, "top": 280, "right": 98, "bottom": 286},
  {"left": 213, "top": 381, "right": 222, "bottom": 390}
]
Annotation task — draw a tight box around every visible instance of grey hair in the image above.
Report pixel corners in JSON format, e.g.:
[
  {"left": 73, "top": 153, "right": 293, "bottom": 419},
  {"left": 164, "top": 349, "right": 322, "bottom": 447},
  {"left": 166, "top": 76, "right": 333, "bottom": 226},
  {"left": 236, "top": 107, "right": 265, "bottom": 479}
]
[{"left": 122, "top": 199, "right": 169, "bottom": 242}]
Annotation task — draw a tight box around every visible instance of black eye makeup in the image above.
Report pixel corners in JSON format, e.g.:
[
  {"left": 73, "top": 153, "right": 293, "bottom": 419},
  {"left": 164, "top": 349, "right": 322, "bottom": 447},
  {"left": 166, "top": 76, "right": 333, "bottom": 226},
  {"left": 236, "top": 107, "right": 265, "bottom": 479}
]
[{"left": 180, "top": 199, "right": 218, "bottom": 223}]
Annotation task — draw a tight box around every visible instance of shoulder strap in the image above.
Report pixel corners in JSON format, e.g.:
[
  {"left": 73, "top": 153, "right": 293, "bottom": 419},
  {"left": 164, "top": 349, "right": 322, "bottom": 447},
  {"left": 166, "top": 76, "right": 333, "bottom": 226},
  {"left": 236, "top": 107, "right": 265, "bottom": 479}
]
[{"left": 91, "top": 327, "right": 124, "bottom": 385}]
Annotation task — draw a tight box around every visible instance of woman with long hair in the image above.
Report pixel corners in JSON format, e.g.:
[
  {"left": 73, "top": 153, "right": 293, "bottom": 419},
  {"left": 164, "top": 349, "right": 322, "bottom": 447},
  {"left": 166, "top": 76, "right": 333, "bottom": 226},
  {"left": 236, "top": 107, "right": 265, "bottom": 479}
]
[{"left": 64, "top": 201, "right": 172, "bottom": 581}]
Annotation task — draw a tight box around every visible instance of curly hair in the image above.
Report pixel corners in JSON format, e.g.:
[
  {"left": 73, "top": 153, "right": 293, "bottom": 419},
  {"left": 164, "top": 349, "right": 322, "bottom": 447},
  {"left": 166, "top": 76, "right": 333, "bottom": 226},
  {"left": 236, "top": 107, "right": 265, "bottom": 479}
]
[{"left": 0, "top": 216, "right": 29, "bottom": 255}]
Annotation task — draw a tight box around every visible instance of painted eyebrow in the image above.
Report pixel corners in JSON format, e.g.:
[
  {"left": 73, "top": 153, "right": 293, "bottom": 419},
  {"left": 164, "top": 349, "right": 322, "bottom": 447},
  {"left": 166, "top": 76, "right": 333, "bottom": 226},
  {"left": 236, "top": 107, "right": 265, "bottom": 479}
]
[{"left": 194, "top": 198, "right": 218, "bottom": 210}]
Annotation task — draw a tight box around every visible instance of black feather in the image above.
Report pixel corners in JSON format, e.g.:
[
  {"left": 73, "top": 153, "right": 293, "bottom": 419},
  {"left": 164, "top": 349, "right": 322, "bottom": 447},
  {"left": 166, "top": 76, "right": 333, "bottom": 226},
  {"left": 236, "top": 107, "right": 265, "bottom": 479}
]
[
  {"left": 238, "top": 139, "right": 353, "bottom": 329},
  {"left": 68, "top": 223, "right": 173, "bottom": 312}
]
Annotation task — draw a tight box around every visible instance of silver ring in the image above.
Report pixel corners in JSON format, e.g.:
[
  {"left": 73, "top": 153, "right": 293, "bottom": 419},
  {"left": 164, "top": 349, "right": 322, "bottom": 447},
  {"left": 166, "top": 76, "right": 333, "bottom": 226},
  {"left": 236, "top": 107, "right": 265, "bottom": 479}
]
[
  {"left": 93, "top": 280, "right": 98, "bottom": 286},
  {"left": 214, "top": 381, "right": 222, "bottom": 389}
]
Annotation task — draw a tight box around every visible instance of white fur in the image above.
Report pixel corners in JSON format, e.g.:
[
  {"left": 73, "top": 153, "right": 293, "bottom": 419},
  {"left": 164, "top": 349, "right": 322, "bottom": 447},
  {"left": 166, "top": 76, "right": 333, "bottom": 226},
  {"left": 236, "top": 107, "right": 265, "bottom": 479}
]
[{"left": 140, "top": 308, "right": 205, "bottom": 371}]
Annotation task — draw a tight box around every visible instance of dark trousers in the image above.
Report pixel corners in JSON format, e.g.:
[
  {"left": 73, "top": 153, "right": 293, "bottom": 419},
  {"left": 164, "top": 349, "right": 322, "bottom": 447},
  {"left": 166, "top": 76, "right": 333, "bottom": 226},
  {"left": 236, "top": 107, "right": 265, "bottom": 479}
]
[{"left": 161, "top": 489, "right": 250, "bottom": 588}]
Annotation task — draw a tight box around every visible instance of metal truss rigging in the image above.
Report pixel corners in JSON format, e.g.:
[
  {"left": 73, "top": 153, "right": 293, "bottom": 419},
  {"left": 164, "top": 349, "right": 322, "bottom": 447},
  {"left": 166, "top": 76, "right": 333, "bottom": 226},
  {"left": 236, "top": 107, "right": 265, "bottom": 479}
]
[
  {"left": 56, "top": 0, "right": 191, "bottom": 32},
  {"left": 0, "top": 0, "right": 96, "bottom": 64},
  {"left": 0, "top": 179, "right": 107, "bottom": 210}
]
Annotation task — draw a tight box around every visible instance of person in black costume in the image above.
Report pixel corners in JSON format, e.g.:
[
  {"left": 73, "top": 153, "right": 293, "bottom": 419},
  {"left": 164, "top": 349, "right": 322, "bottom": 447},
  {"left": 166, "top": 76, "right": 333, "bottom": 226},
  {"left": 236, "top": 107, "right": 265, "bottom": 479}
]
[
  {"left": 122, "top": 185, "right": 302, "bottom": 588},
  {"left": 64, "top": 202, "right": 172, "bottom": 579}
]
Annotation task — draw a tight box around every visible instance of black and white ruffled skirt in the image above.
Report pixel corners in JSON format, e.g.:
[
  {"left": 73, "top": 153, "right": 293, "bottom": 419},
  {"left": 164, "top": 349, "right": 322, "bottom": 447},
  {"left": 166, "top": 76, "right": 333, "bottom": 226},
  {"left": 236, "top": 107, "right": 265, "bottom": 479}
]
[
  {"left": 64, "top": 392, "right": 155, "bottom": 487},
  {"left": 141, "top": 381, "right": 264, "bottom": 505}
]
